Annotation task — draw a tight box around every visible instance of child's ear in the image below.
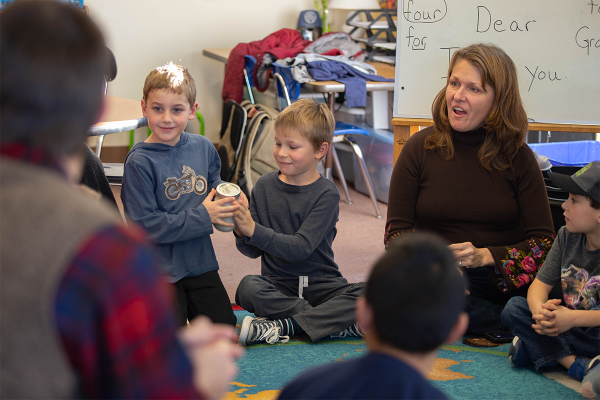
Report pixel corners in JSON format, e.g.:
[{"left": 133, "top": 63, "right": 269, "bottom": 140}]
[
  {"left": 141, "top": 99, "right": 148, "bottom": 117},
  {"left": 316, "top": 142, "right": 329, "bottom": 160},
  {"left": 444, "top": 312, "right": 469, "bottom": 344},
  {"left": 188, "top": 102, "right": 199, "bottom": 120}
]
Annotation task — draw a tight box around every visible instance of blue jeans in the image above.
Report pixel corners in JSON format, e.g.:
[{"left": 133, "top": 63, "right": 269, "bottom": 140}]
[
  {"left": 464, "top": 267, "right": 563, "bottom": 335},
  {"left": 501, "top": 296, "right": 600, "bottom": 371},
  {"left": 464, "top": 268, "right": 529, "bottom": 335}
]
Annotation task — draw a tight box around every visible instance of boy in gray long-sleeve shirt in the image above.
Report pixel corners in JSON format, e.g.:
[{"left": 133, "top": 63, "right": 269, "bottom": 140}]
[{"left": 233, "top": 99, "right": 365, "bottom": 344}]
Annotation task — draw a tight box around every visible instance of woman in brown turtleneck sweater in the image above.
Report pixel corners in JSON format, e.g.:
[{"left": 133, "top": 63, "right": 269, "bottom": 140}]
[{"left": 385, "top": 43, "right": 555, "bottom": 335}]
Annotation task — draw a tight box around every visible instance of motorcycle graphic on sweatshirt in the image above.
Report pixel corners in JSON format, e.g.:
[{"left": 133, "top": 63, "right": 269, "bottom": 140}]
[{"left": 164, "top": 165, "right": 207, "bottom": 200}]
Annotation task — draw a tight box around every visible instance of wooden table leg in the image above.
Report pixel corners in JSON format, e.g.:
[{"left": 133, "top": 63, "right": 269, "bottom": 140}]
[{"left": 393, "top": 125, "right": 411, "bottom": 167}]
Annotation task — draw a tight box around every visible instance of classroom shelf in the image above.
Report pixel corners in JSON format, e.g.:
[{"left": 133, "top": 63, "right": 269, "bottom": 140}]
[{"left": 346, "top": 9, "right": 397, "bottom": 64}]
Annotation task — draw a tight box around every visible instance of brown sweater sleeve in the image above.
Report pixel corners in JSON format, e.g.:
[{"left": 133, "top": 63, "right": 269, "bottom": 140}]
[
  {"left": 384, "top": 131, "right": 424, "bottom": 248},
  {"left": 486, "top": 145, "right": 555, "bottom": 292}
]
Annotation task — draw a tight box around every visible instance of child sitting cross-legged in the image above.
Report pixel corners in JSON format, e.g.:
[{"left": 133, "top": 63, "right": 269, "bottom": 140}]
[
  {"left": 501, "top": 162, "right": 600, "bottom": 393},
  {"left": 233, "top": 99, "right": 365, "bottom": 345},
  {"left": 279, "top": 233, "right": 468, "bottom": 400}
]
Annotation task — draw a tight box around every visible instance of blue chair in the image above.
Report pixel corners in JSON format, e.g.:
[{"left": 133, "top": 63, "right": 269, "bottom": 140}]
[
  {"left": 272, "top": 65, "right": 382, "bottom": 218},
  {"left": 243, "top": 55, "right": 257, "bottom": 104},
  {"left": 272, "top": 62, "right": 302, "bottom": 108}
]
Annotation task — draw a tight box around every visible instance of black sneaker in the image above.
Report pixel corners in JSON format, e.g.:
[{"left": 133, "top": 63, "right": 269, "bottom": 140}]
[
  {"left": 569, "top": 356, "right": 599, "bottom": 381},
  {"left": 581, "top": 356, "right": 600, "bottom": 399},
  {"left": 585, "top": 355, "right": 600, "bottom": 377},
  {"left": 508, "top": 336, "right": 533, "bottom": 367},
  {"left": 330, "top": 323, "right": 363, "bottom": 338},
  {"left": 238, "top": 316, "right": 290, "bottom": 345}
]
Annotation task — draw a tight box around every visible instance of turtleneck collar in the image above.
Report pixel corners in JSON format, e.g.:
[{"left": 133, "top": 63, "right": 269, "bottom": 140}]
[{"left": 451, "top": 126, "right": 488, "bottom": 145}]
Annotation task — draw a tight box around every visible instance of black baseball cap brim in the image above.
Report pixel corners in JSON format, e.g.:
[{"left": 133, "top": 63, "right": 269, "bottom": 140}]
[{"left": 548, "top": 171, "right": 588, "bottom": 197}]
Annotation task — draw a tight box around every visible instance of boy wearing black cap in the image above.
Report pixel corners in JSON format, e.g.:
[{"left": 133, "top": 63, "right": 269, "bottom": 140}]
[{"left": 501, "top": 162, "right": 600, "bottom": 384}]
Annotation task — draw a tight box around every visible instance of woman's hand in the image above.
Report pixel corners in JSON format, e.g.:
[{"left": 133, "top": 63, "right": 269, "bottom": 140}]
[{"left": 449, "top": 242, "right": 494, "bottom": 268}]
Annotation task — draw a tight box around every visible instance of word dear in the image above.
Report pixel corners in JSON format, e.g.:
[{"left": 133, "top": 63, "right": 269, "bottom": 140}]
[{"left": 476, "top": 6, "right": 536, "bottom": 33}]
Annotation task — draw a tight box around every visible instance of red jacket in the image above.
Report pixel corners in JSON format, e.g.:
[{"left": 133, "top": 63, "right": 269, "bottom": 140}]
[{"left": 222, "top": 29, "right": 309, "bottom": 103}]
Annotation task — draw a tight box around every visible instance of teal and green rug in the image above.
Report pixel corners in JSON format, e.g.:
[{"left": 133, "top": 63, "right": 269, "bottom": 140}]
[{"left": 228, "top": 310, "right": 580, "bottom": 400}]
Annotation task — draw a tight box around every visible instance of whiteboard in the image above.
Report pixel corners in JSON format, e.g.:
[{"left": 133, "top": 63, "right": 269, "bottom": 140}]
[{"left": 393, "top": 0, "right": 600, "bottom": 125}]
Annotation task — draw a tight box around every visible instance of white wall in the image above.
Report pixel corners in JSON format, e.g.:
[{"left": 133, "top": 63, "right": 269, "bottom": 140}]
[{"left": 86, "top": 0, "right": 314, "bottom": 147}]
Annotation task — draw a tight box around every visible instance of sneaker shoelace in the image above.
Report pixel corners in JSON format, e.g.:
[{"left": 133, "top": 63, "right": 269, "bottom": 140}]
[{"left": 251, "top": 319, "right": 290, "bottom": 344}]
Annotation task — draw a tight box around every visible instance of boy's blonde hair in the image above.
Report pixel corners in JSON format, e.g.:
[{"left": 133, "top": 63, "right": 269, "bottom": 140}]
[
  {"left": 274, "top": 99, "right": 335, "bottom": 152},
  {"left": 143, "top": 62, "right": 196, "bottom": 107}
]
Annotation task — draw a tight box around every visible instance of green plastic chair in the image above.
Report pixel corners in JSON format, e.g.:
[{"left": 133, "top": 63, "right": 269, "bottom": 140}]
[{"left": 129, "top": 111, "right": 204, "bottom": 150}]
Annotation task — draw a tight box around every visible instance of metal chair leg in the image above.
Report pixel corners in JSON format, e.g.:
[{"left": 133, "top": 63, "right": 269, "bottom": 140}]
[
  {"left": 273, "top": 72, "right": 292, "bottom": 111},
  {"left": 331, "top": 145, "right": 352, "bottom": 204},
  {"left": 344, "top": 136, "right": 382, "bottom": 218},
  {"left": 243, "top": 68, "right": 255, "bottom": 104},
  {"left": 95, "top": 134, "right": 106, "bottom": 158}
]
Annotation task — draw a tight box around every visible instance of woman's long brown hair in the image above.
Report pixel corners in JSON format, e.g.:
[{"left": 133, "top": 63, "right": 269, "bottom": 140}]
[{"left": 426, "top": 43, "right": 528, "bottom": 171}]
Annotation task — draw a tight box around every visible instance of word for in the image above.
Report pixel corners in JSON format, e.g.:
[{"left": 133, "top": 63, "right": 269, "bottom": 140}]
[
  {"left": 402, "top": 0, "right": 447, "bottom": 23},
  {"left": 406, "top": 26, "right": 427, "bottom": 50},
  {"left": 575, "top": 26, "right": 600, "bottom": 55},
  {"left": 525, "top": 66, "right": 562, "bottom": 92},
  {"left": 476, "top": 6, "right": 536, "bottom": 33}
]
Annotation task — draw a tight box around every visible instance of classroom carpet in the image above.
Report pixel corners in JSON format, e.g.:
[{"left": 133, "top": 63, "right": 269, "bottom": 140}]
[{"left": 227, "top": 310, "right": 581, "bottom": 400}]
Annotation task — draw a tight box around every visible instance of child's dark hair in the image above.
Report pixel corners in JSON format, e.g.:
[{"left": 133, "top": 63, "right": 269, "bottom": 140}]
[
  {"left": 366, "top": 233, "right": 466, "bottom": 353},
  {"left": 0, "top": 0, "right": 107, "bottom": 156},
  {"left": 588, "top": 196, "right": 600, "bottom": 210}
]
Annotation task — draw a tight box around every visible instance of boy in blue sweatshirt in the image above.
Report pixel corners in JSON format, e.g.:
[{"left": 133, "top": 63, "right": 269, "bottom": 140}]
[{"left": 122, "top": 62, "right": 246, "bottom": 326}]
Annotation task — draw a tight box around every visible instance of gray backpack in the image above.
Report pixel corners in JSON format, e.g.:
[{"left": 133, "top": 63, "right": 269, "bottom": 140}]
[
  {"left": 216, "top": 100, "right": 247, "bottom": 182},
  {"left": 233, "top": 101, "right": 280, "bottom": 197}
]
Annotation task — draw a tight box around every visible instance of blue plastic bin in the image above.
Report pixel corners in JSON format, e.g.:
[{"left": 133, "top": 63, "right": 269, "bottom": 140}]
[{"left": 527, "top": 141, "right": 600, "bottom": 167}]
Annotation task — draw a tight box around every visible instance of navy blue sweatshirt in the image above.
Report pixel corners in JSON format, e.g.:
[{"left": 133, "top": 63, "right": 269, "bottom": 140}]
[{"left": 121, "top": 132, "right": 223, "bottom": 282}]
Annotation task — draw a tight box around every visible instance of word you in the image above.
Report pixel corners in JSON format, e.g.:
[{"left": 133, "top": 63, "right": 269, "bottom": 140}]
[
  {"left": 525, "top": 66, "right": 562, "bottom": 92},
  {"left": 477, "top": 6, "right": 536, "bottom": 33},
  {"left": 402, "top": 0, "right": 447, "bottom": 23}
]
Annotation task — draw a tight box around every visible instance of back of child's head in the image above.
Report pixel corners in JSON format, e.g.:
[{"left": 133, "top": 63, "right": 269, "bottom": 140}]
[
  {"left": 143, "top": 62, "right": 196, "bottom": 107},
  {"left": 366, "top": 233, "right": 466, "bottom": 353},
  {"left": 549, "top": 162, "right": 600, "bottom": 209},
  {"left": 274, "top": 99, "right": 335, "bottom": 152},
  {"left": 0, "top": 0, "right": 106, "bottom": 156}
]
